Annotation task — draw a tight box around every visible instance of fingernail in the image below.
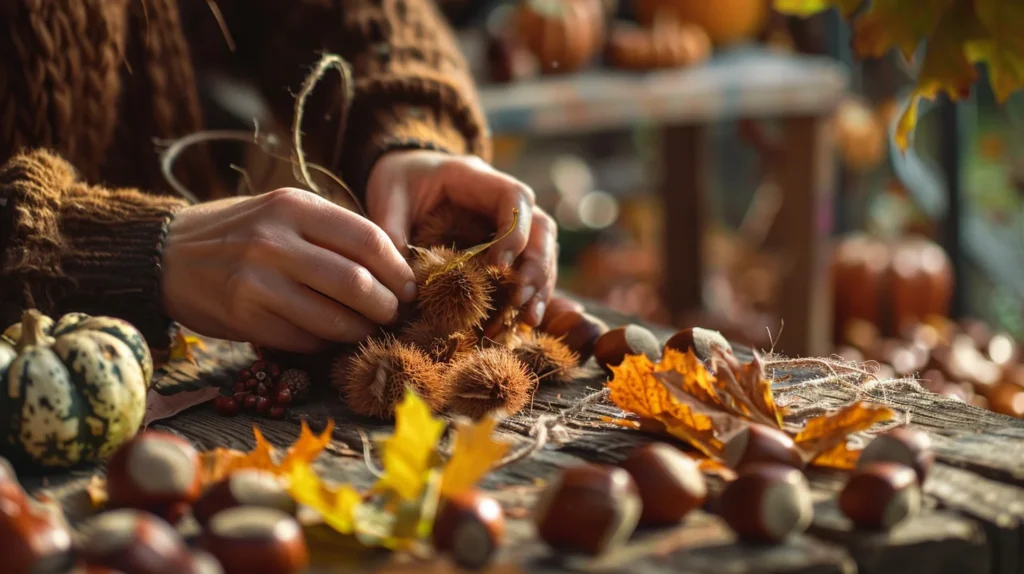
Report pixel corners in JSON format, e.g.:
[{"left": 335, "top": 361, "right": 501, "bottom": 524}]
[
  {"left": 532, "top": 300, "right": 546, "bottom": 322},
  {"left": 516, "top": 285, "right": 536, "bottom": 306},
  {"left": 403, "top": 281, "right": 417, "bottom": 301},
  {"left": 499, "top": 250, "right": 515, "bottom": 269}
]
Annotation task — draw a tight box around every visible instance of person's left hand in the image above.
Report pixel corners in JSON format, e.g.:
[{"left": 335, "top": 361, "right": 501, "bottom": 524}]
[{"left": 365, "top": 150, "right": 557, "bottom": 326}]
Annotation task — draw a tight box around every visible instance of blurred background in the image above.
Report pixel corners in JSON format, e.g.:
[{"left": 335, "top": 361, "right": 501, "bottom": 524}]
[{"left": 202, "top": 0, "right": 1024, "bottom": 419}]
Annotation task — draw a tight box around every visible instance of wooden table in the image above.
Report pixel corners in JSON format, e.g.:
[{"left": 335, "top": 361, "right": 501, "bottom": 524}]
[
  {"left": 477, "top": 48, "right": 848, "bottom": 357},
  {"left": 21, "top": 302, "right": 1024, "bottom": 574}
]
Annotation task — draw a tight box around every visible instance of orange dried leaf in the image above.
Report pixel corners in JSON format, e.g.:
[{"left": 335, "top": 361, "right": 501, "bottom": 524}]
[
  {"left": 198, "top": 447, "right": 249, "bottom": 485},
  {"left": 169, "top": 332, "right": 207, "bottom": 365},
  {"left": 279, "top": 420, "right": 335, "bottom": 474},
  {"left": 810, "top": 441, "right": 862, "bottom": 470},
  {"left": 440, "top": 415, "right": 511, "bottom": 498},
  {"left": 793, "top": 402, "right": 894, "bottom": 459},
  {"left": 86, "top": 476, "right": 108, "bottom": 509}
]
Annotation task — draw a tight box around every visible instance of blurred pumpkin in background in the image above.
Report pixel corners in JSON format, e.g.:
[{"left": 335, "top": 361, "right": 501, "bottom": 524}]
[
  {"left": 517, "top": 0, "right": 606, "bottom": 74},
  {"left": 831, "top": 233, "right": 954, "bottom": 342},
  {"left": 633, "top": 0, "right": 768, "bottom": 45}
]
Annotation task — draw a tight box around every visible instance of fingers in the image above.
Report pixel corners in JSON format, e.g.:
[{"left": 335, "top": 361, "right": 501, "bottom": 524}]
[
  {"left": 267, "top": 188, "right": 417, "bottom": 303},
  {"left": 241, "top": 269, "right": 379, "bottom": 345},
  {"left": 367, "top": 179, "right": 413, "bottom": 257},
  {"left": 439, "top": 159, "right": 535, "bottom": 267},
  {"left": 515, "top": 209, "right": 559, "bottom": 327}
]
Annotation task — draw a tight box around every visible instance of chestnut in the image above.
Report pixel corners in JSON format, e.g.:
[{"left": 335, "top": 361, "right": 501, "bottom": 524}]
[
  {"left": 533, "top": 464, "right": 642, "bottom": 556},
  {"left": 77, "top": 509, "right": 195, "bottom": 574},
  {"left": 663, "top": 327, "right": 733, "bottom": 363},
  {"left": 856, "top": 427, "right": 934, "bottom": 484},
  {"left": 432, "top": 491, "right": 505, "bottom": 570},
  {"left": 192, "top": 470, "right": 297, "bottom": 528},
  {"left": 105, "top": 431, "right": 202, "bottom": 523},
  {"left": 539, "top": 296, "right": 586, "bottom": 330},
  {"left": 200, "top": 507, "right": 308, "bottom": 574},
  {"left": 593, "top": 325, "right": 662, "bottom": 370},
  {"left": 619, "top": 443, "right": 706, "bottom": 525},
  {"left": 0, "top": 483, "right": 74, "bottom": 574},
  {"left": 723, "top": 424, "right": 805, "bottom": 470},
  {"left": 543, "top": 311, "right": 609, "bottom": 363},
  {"left": 988, "top": 382, "right": 1024, "bottom": 418},
  {"left": 718, "top": 463, "right": 813, "bottom": 543},
  {"left": 839, "top": 462, "right": 921, "bottom": 530}
]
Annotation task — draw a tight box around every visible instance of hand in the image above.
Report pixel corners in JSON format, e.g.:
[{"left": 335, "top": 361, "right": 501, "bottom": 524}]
[
  {"left": 365, "top": 150, "right": 558, "bottom": 326},
  {"left": 161, "top": 188, "right": 417, "bottom": 352}
]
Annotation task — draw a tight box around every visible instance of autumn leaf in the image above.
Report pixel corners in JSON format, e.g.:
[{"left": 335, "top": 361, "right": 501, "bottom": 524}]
[
  {"left": 793, "top": 402, "right": 894, "bottom": 467},
  {"left": 169, "top": 331, "right": 207, "bottom": 365},
  {"left": 773, "top": 0, "right": 862, "bottom": 18},
  {"left": 286, "top": 461, "right": 363, "bottom": 535},
  {"left": 852, "top": 0, "right": 955, "bottom": 60},
  {"left": 279, "top": 420, "right": 335, "bottom": 474},
  {"left": 440, "top": 415, "right": 511, "bottom": 498},
  {"left": 86, "top": 476, "right": 108, "bottom": 509},
  {"left": 373, "top": 389, "right": 446, "bottom": 501}
]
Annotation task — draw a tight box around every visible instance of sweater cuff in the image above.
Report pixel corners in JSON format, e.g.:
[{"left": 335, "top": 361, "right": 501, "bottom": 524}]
[
  {"left": 339, "top": 75, "right": 493, "bottom": 200},
  {"left": 59, "top": 186, "right": 186, "bottom": 351}
]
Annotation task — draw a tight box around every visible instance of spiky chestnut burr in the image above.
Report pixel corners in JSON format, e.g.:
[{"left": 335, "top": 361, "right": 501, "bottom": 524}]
[
  {"left": 334, "top": 337, "right": 450, "bottom": 419},
  {"left": 513, "top": 331, "right": 580, "bottom": 385},
  {"left": 411, "top": 247, "right": 494, "bottom": 335},
  {"left": 446, "top": 347, "right": 536, "bottom": 419},
  {"left": 400, "top": 320, "right": 478, "bottom": 364}
]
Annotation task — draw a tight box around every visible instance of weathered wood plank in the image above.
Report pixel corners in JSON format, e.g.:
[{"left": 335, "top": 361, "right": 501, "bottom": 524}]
[{"left": 18, "top": 300, "right": 1024, "bottom": 574}]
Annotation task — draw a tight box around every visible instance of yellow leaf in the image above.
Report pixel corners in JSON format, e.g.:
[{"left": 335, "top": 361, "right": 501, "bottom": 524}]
[
  {"left": 972, "top": 0, "right": 1024, "bottom": 100},
  {"left": 287, "top": 462, "right": 362, "bottom": 535},
  {"left": 852, "top": 0, "right": 956, "bottom": 60},
  {"left": 373, "top": 389, "right": 446, "bottom": 501},
  {"left": 773, "top": 0, "right": 861, "bottom": 17},
  {"left": 894, "top": 96, "right": 919, "bottom": 151},
  {"left": 440, "top": 415, "right": 511, "bottom": 498},
  {"left": 279, "top": 420, "right": 335, "bottom": 474}
]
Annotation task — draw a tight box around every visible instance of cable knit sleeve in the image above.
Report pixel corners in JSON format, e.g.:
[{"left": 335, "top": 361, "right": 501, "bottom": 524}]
[
  {"left": 199, "top": 0, "right": 492, "bottom": 201},
  {"left": 0, "top": 150, "right": 187, "bottom": 349}
]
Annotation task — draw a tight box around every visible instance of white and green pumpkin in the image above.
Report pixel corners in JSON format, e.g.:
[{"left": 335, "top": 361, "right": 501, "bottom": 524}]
[{"left": 0, "top": 310, "right": 153, "bottom": 468}]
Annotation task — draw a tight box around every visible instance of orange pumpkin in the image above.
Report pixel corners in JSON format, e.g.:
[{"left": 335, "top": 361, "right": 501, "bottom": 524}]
[
  {"left": 832, "top": 233, "right": 954, "bottom": 342},
  {"left": 634, "top": 0, "right": 767, "bottom": 45},
  {"left": 605, "top": 19, "right": 711, "bottom": 70},
  {"left": 516, "top": 0, "right": 606, "bottom": 74}
]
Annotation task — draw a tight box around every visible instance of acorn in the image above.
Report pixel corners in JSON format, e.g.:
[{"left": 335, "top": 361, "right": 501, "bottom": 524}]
[
  {"left": 104, "top": 431, "right": 202, "bottom": 523},
  {"left": 839, "top": 462, "right": 921, "bottom": 530},
  {"left": 718, "top": 464, "right": 813, "bottom": 543},
  {"left": 619, "top": 443, "right": 707, "bottom": 526},
  {"left": 664, "top": 327, "right": 733, "bottom": 363},
  {"left": 856, "top": 427, "right": 934, "bottom": 484},
  {"left": 199, "top": 507, "right": 309, "bottom": 574},
  {"left": 77, "top": 509, "right": 196, "bottom": 574},
  {"left": 593, "top": 324, "right": 662, "bottom": 370},
  {"left": 192, "top": 470, "right": 297, "bottom": 528},
  {"left": 723, "top": 424, "right": 805, "bottom": 471},
  {"left": 543, "top": 311, "right": 609, "bottom": 363},
  {"left": 0, "top": 482, "right": 74, "bottom": 574},
  {"left": 533, "top": 464, "right": 642, "bottom": 556},
  {"left": 432, "top": 491, "right": 506, "bottom": 570}
]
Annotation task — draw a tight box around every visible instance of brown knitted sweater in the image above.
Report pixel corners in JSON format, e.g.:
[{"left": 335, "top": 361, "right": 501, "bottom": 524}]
[{"left": 0, "top": 0, "right": 490, "bottom": 350}]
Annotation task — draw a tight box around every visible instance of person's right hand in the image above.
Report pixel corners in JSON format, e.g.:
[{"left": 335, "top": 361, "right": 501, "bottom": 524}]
[{"left": 160, "top": 188, "right": 417, "bottom": 352}]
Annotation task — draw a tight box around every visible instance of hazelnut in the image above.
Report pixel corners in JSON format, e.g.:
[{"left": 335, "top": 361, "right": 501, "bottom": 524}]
[
  {"left": 192, "top": 470, "right": 297, "bottom": 528},
  {"left": 543, "top": 311, "right": 609, "bottom": 363},
  {"left": 839, "top": 462, "right": 921, "bottom": 530},
  {"left": 105, "top": 431, "right": 202, "bottom": 523},
  {"left": 857, "top": 427, "right": 934, "bottom": 484},
  {"left": 593, "top": 325, "right": 662, "bottom": 370},
  {"left": 988, "top": 382, "right": 1024, "bottom": 418},
  {"left": 432, "top": 491, "right": 505, "bottom": 570},
  {"left": 723, "top": 424, "right": 805, "bottom": 470},
  {"left": 533, "top": 464, "right": 642, "bottom": 556},
  {"left": 619, "top": 443, "right": 706, "bottom": 525},
  {"left": 664, "top": 327, "right": 733, "bottom": 363},
  {"left": 200, "top": 507, "right": 308, "bottom": 574},
  {"left": 718, "top": 464, "right": 813, "bottom": 543},
  {"left": 0, "top": 483, "right": 74, "bottom": 574},
  {"left": 539, "top": 296, "right": 586, "bottom": 330},
  {"left": 77, "top": 509, "right": 195, "bottom": 574}
]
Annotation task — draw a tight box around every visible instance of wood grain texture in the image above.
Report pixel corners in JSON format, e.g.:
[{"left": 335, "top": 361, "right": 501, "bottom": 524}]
[{"left": 19, "top": 300, "right": 1024, "bottom": 574}]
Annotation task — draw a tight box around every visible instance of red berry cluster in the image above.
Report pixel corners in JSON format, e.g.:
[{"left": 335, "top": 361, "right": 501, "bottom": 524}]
[{"left": 214, "top": 360, "right": 292, "bottom": 420}]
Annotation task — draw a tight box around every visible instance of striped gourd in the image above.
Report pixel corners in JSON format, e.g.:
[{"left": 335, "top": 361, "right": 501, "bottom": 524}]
[{"left": 0, "top": 310, "right": 153, "bottom": 468}]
